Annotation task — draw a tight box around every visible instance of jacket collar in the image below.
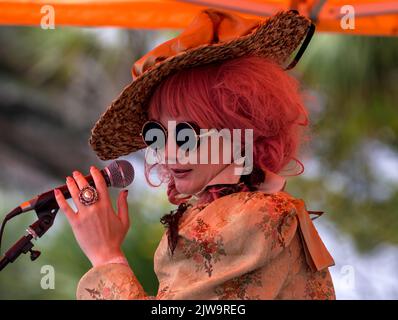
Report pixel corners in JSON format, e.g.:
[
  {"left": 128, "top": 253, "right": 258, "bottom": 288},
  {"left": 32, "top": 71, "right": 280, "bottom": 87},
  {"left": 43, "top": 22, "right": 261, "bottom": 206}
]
[
  {"left": 200, "top": 161, "right": 287, "bottom": 194},
  {"left": 177, "top": 161, "right": 287, "bottom": 203}
]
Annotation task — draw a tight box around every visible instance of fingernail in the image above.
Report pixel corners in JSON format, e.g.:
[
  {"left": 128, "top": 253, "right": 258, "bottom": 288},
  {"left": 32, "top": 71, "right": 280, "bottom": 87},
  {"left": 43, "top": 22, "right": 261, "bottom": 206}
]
[
  {"left": 90, "top": 166, "right": 96, "bottom": 171},
  {"left": 73, "top": 171, "right": 79, "bottom": 176},
  {"left": 54, "top": 189, "right": 60, "bottom": 196},
  {"left": 66, "top": 176, "right": 72, "bottom": 183}
]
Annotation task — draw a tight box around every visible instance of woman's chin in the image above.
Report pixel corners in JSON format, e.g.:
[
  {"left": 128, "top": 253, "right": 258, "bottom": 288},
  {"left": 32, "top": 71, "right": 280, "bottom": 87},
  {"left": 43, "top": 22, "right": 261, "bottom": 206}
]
[{"left": 175, "top": 180, "right": 202, "bottom": 195}]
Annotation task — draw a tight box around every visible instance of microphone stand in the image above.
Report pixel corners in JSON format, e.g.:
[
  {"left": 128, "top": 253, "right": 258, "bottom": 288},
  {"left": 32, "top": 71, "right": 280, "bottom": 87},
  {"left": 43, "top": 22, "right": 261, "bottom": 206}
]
[{"left": 0, "top": 199, "right": 59, "bottom": 271}]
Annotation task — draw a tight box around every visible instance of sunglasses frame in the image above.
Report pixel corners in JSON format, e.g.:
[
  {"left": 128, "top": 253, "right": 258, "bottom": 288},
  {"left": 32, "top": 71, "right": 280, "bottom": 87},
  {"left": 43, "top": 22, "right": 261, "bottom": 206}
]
[{"left": 140, "top": 120, "right": 215, "bottom": 151}]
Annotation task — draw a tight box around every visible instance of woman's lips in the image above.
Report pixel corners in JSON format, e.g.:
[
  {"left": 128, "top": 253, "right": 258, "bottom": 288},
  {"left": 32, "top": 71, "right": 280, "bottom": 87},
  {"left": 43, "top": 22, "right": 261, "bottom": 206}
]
[{"left": 170, "top": 168, "right": 193, "bottom": 179}]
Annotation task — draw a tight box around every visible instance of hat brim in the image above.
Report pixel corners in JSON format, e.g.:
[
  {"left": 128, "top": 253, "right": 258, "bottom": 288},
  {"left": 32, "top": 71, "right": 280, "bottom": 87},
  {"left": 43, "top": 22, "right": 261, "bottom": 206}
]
[{"left": 89, "top": 10, "right": 313, "bottom": 161}]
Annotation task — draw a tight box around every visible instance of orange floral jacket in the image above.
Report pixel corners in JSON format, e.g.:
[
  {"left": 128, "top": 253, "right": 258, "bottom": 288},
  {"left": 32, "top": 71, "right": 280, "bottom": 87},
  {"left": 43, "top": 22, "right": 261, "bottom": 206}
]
[{"left": 76, "top": 166, "right": 336, "bottom": 300}]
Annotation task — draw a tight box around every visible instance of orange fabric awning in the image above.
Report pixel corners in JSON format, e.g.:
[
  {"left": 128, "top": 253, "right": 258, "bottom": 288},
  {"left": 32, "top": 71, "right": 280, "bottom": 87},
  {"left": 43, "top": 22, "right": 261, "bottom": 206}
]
[{"left": 0, "top": 0, "right": 397, "bottom": 36}]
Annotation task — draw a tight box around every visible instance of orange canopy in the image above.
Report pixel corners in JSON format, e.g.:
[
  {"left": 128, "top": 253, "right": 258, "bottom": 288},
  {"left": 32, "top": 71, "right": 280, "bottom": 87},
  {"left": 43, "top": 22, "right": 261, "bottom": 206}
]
[{"left": 0, "top": 0, "right": 397, "bottom": 36}]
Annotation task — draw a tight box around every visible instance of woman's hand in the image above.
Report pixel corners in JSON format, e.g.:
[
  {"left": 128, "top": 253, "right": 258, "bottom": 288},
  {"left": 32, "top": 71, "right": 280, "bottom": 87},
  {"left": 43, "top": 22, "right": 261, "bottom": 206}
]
[{"left": 54, "top": 166, "right": 130, "bottom": 267}]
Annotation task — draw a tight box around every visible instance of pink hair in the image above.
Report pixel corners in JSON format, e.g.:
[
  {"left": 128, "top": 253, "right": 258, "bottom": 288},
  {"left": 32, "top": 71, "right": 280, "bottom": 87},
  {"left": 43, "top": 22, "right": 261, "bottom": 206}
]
[{"left": 145, "top": 55, "right": 312, "bottom": 204}]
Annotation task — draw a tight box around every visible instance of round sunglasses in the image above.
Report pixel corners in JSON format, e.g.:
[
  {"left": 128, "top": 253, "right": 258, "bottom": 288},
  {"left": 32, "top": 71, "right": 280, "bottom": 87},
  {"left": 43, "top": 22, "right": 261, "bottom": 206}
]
[{"left": 140, "top": 120, "right": 215, "bottom": 151}]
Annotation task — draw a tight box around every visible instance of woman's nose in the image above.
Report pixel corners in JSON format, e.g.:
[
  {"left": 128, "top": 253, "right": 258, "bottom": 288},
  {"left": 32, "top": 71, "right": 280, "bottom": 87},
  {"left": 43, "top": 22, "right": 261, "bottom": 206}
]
[{"left": 164, "top": 132, "right": 178, "bottom": 164}]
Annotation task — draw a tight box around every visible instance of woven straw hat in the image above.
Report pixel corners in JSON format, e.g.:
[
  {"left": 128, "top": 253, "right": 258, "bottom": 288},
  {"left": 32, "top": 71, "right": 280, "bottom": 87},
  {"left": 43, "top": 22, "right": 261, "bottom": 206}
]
[{"left": 89, "top": 8, "right": 315, "bottom": 161}]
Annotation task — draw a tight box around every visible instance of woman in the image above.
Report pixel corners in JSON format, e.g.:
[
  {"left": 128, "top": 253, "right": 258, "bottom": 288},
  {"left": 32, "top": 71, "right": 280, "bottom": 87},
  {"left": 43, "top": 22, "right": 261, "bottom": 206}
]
[{"left": 54, "top": 8, "right": 336, "bottom": 300}]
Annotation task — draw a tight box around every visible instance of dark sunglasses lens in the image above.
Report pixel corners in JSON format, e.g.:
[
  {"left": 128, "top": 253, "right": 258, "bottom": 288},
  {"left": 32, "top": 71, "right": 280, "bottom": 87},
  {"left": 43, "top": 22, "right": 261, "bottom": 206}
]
[
  {"left": 175, "top": 122, "right": 198, "bottom": 151},
  {"left": 142, "top": 122, "right": 166, "bottom": 149}
]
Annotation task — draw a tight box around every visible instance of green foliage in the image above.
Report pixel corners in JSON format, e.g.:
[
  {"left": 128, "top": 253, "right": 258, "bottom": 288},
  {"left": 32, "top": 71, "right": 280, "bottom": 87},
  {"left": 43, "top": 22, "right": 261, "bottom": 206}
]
[{"left": 290, "top": 34, "right": 398, "bottom": 251}]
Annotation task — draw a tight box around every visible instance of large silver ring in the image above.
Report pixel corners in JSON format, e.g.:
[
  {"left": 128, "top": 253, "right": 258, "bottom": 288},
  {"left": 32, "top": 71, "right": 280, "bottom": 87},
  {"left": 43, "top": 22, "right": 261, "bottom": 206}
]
[{"left": 78, "top": 185, "right": 99, "bottom": 206}]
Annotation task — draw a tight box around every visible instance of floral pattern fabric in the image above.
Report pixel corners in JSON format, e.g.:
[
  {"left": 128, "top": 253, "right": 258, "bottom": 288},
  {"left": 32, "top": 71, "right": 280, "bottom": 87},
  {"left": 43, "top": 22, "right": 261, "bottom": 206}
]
[
  {"left": 76, "top": 191, "right": 336, "bottom": 300},
  {"left": 179, "top": 217, "right": 227, "bottom": 277}
]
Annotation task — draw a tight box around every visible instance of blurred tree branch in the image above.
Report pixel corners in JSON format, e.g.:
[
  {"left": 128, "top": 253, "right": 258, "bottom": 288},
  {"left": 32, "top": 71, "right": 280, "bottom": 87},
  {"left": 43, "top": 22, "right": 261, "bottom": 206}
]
[{"left": 0, "top": 27, "right": 153, "bottom": 191}]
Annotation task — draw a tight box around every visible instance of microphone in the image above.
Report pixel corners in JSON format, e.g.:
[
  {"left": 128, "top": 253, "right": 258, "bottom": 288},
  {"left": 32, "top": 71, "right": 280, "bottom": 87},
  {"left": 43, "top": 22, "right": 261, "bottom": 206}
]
[{"left": 5, "top": 160, "right": 135, "bottom": 221}]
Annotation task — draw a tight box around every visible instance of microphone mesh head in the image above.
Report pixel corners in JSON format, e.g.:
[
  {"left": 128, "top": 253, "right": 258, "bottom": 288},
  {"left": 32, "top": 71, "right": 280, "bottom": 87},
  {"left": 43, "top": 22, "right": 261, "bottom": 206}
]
[{"left": 106, "top": 160, "right": 135, "bottom": 188}]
